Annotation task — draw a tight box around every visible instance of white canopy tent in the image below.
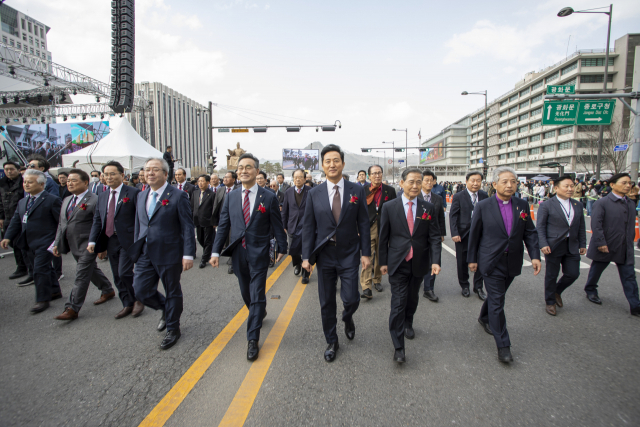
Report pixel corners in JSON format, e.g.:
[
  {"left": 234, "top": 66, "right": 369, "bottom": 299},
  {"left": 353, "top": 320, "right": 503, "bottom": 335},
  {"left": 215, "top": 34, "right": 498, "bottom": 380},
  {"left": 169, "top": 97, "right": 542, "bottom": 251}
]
[{"left": 62, "top": 118, "right": 161, "bottom": 173}]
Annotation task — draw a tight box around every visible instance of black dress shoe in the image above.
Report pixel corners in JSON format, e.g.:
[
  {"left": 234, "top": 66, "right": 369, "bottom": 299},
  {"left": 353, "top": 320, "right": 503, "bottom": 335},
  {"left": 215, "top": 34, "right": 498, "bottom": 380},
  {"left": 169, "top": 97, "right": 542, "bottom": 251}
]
[
  {"left": 247, "top": 340, "right": 260, "bottom": 361},
  {"left": 404, "top": 326, "right": 415, "bottom": 340},
  {"left": 344, "top": 318, "right": 355, "bottom": 340},
  {"left": 157, "top": 311, "right": 167, "bottom": 331},
  {"left": 373, "top": 282, "right": 383, "bottom": 292},
  {"left": 586, "top": 294, "right": 602, "bottom": 305},
  {"left": 478, "top": 318, "right": 492, "bottom": 335},
  {"left": 631, "top": 307, "right": 640, "bottom": 317},
  {"left": 301, "top": 275, "right": 309, "bottom": 284},
  {"left": 423, "top": 290, "right": 439, "bottom": 302},
  {"left": 474, "top": 289, "right": 487, "bottom": 301},
  {"left": 50, "top": 292, "right": 63, "bottom": 300},
  {"left": 498, "top": 346, "right": 513, "bottom": 363},
  {"left": 199, "top": 260, "right": 207, "bottom": 269},
  {"left": 324, "top": 342, "right": 339, "bottom": 362},
  {"left": 294, "top": 265, "right": 301, "bottom": 276},
  {"left": 160, "top": 329, "right": 181, "bottom": 350},
  {"left": 18, "top": 276, "right": 34, "bottom": 287},
  {"left": 362, "top": 289, "right": 373, "bottom": 299},
  {"left": 394, "top": 348, "right": 406, "bottom": 363},
  {"left": 9, "top": 270, "right": 28, "bottom": 280},
  {"left": 30, "top": 301, "right": 49, "bottom": 314},
  {"left": 461, "top": 287, "right": 471, "bottom": 298},
  {"left": 228, "top": 265, "right": 234, "bottom": 275},
  {"left": 262, "top": 310, "right": 267, "bottom": 320}
]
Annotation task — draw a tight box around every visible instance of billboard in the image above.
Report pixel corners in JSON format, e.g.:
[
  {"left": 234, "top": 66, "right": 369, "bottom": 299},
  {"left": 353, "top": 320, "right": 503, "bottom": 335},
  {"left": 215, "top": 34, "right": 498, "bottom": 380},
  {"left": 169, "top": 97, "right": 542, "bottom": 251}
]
[
  {"left": 420, "top": 141, "right": 444, "bottom": 164},
  {"left": 282, "top": 149, "right": 319, "bottom": 171},
  {"left": 5, "top": 121, "right": 110, "bottom": 168}
]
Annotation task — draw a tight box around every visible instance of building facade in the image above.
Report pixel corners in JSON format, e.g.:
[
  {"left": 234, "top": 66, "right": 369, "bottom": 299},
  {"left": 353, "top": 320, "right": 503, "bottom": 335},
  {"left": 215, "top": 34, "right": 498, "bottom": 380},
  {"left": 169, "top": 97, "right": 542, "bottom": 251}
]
[
  {"left": 0, "top": 4, "right": 52, "bottom": 62},
  {"left": 418, "top": 115, "right": 472, "bottom": 182}
]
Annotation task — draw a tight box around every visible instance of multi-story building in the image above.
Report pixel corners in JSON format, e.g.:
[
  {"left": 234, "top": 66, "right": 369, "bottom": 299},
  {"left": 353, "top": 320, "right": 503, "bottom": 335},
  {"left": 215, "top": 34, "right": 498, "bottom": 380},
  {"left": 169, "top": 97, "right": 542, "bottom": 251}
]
[
  {"left": 418, "top": 115, "right": 472, "bottom": 182},
  {"left": 0, "top": 3, "right": 52, "bottom": 62},
  {"left": 127, "top": 82, "right": 211, "bottom": 170}
]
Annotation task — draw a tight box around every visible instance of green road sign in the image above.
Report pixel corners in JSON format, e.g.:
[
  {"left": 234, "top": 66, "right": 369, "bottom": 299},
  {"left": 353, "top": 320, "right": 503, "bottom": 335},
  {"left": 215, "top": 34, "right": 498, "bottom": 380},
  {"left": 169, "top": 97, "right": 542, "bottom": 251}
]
[
  {"left": 547, "top": 85, "right": 575, "bottom": 95},
  {"left": 576, "top": 100, "right": 615, "bottom": 125},
  {"left": 542, "top": 101, "right": 578, "bottom": 125},
  {"left": 218, "top": 128, "right": 230, "bottom": 132}
]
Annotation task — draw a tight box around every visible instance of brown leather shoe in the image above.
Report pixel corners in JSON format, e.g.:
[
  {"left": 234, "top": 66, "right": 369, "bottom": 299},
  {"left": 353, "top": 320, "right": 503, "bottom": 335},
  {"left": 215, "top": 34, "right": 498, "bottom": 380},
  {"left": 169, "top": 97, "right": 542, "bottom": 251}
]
[
  {"left": 555, "top": 293, "right": 563, "bottom": 308},
  {"left": 546, "top": 305, "right": 557, "bottom": 316},
  {"left": 55, "top": 307, "right": 78, "bottom": 320},
  {"left": 114, "top": 306, "right": 133, "bottom": 319},
  {"left": 131, "top": 301, "right": 145, "bottom": 318},
  {"left": 93, "top": 291, "right": 116, "bottom": 305}
]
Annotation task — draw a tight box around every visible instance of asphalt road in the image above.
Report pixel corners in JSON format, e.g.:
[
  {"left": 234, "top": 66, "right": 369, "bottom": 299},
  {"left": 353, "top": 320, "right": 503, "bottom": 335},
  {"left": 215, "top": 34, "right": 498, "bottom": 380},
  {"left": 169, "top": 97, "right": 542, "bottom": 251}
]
[{"left": 1, "top": 214, "right": 639, "bottom": 427}]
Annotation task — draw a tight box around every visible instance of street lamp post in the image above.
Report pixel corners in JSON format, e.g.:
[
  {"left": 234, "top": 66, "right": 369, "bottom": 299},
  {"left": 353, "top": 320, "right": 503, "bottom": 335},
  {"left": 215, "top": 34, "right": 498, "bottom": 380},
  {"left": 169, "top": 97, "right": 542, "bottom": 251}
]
[
  {"left": 393, "top": 128, "right": 408, "bottom": 165},
  {"left": 558, "top": 5, "right": 612, "bottom": 180},
  {"left": 462, "top": 90, "right": 488, "bottom": 177},
  {"left": 383, "top": 141, "right": 395, "bottom": 185}
]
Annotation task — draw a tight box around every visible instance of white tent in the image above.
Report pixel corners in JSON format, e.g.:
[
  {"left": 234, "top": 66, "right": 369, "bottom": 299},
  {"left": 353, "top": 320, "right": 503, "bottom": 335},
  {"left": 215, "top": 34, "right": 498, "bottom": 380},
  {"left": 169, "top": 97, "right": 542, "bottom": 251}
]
[{"left": 62, "top": 118, "right": 162, "bottom": 173}]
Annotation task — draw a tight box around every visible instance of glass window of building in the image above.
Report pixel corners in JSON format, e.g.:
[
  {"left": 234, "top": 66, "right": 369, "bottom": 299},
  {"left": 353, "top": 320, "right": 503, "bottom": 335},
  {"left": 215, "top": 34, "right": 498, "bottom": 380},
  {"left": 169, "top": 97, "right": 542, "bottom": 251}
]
[
  {"left": 530, "top": 121, "right": 541, "bottom": 129},
  {"left": 499, "top": 143, "right": 507, "bottom": 150},
  {"left": 508, "top": 129, "right": 517, "bottom": 136},
  {"left": 580, "top": 75, "right": 613, "bottom": 83},
  {"left": 29, "top": 35, "right": 32, "bottom": 44},
  {"left": 508, "top": 117, "right": 517, "bottom": 125},
  {"left": 530, "top": 134, "right": 541, "bottom": 142},
  {"left": 508, "top": 152, "right": 516, "bottom": 158},
  {"left": 519, "top": 113, "right": 529, "bottom": 121},
  {"left": 2, "top": 36, "right": 6, "bottom": 44},
  {"left": 21, "top": 19, "right": 25, "bottom": 30},
  {"left": 518, "top": 150, "right": 527, "bottom": 156},
  {"left": 581, "top": 58, "right": 613, "bottom": 67},
  {"left": 499, "top": 154, "right": 506, "bottom": 160},
  {"left": 543, "top": 130, "right": 556, "bottom": 139},
  {"left": 520, "top": 87, "right": 530, "bottom": 96},
  {"left": 532, "top": 80, "right": 543, "bottom": 90},
  {"left": 529, "top": 160, "right": 540, "bottom": 167},
  {"left": 509, "top": 94, "right": 518, "bottom": 102},
  {"left": 561, "top": 62, "right": 578, "bottom": 75},
  {"left": 28, "top": 22, "right": 32, "bottom": 33},
  {"left": 499, "top": 122, "right": 507, "bottom": 128},
  {"left": 546, "top": 71, "right": 559, "bottom": 83},
  {"left": 563, "top": 77, "right": 577, "bottom": 87},
  {"left": 530, "top": 107, "right": 542, "bottom": 116},
  {"left": 16, "top": 42, "right": 20, "bottom": 49},
  {"left": 543, "top": 145, "right": 555, "bottom": 153},
  {"left": 500, "top": 99, "right": 508, "bottom": 107},
  {"left": 499, "top": 132, "right": 506, "bottom": 139},
  {"left": 530, "top": 148, "right": 540, "bottom": 154},
  {"left": 531, "top": 94, "right": 543, "bottom": 103},
  {"left": 509, "top": 106, "right": 518, "bottom": 114},
  {"left": 519, "top": 125, "right": 528, "bottom": 133},
  {"left": 516, "top": 163, "right": 526, "bottom": 169},
  {"left": 559, "top": 126, "right": 574, "bottom": 136},
  {"left": 508, "top": 141, "right": 516, "bottom": 147},
  {"left": 558, "top": 141, "right": 573, "bottom": 150},
  {"left": 518, "top": 138, "right": 527, "bottom": 145},
  {"left": 500, "top": 111, "right": 508, "bottom": 118},
  {"left": 40, "top": 28, "right": 44, "bottom": 38},
  {"left": 577, "top": 140, "right": 591, "bottom": 148},
  {"left": 519, "top": 100, "right": 529, "bottom": 109}
]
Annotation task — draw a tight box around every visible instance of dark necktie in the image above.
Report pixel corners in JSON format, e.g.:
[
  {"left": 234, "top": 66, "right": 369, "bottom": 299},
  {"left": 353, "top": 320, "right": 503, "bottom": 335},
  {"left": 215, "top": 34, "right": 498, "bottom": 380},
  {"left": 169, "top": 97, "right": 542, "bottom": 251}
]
[
  {"left": 105, "top": 190, "right": 116, "bottom": 237},
  {"left": 66, "top": 196, "right": 77, "bottom": 220},
  {"left": 25, "top": 195, "right": 36, "bottom": 213},
  {"left": 242, "top": 190, "right": 251, "bottom": 248},
  {"left": 332, "top": 185, "right": 341, "bottom": 224}
]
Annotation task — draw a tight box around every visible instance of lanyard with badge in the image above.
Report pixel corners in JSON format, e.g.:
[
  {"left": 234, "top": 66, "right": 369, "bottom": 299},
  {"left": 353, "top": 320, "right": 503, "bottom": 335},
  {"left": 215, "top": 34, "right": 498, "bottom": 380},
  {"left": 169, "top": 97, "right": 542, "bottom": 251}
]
[
  {"left": 23, "top": 196, "right": 36, "bottom": 223},
  {"left": 559, "top": 200, "right": 572, "bottom": 225}
]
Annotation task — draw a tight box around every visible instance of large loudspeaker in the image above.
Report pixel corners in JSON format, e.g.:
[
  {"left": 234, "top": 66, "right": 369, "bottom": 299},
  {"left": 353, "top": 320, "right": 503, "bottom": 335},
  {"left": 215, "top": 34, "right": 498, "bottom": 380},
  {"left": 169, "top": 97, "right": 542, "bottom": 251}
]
[{"left": 109, "top": 0, "right": 135, "bottom": 114}]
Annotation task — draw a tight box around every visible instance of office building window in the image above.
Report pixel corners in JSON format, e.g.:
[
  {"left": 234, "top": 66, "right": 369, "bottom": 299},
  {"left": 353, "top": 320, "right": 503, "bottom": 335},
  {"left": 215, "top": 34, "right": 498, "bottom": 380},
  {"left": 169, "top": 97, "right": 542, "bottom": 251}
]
[
  {"left": 29, "top": 36, "right": 33, "bottom": 44},
  {"left": 519, "top": 100, "right": 529, "bottom": 109},
  {"left": 543, "top": 130, "right": 556, "bottom": 139},
  {"left": 499, "top": 122, "right": 507, "bottom": 128},
  {"left": 577, "top": 140, "right": 592, "bottom": 148},
  {"left": 529, "top": 160, "right": 540, "bottom": 167},
  {"left": 559, "top": 126, "right": 574, "bottom": 136},
  {"left": 530, "top": 121, "right": 541, "bottom": 129},
  {"left": 508, "top": 129, "right": 517, "bottom": 136},
  {"left": 530, "top": 148, "right": 540, "bottom": 154},
  {"left": 35, "top": 40, "right": 39, "bottom": 48},
  {"left": 520, "top": 87, "right": 530, "bottom": 96},
  {"left": 30, "top": 47, "right": 33, "bottom": 54},
  {"left": 519, "top": 125, "right": 528, "bottom": 133},
  {"left": 530, "top": 107, "right": 542, "bottom": 116},
  {"left": 509, "top": 94, "right": 519, "bottom": 102},
  {"left": 558, "top": 141, "right": 573, "bottom": 150},
  {"left": 561, "top": 62, "right": 578, "bottom": 75},
  {"left": 16, "top": 42, "right": 20, "bottom": 49},
  {"left": 532, "top": 80, "right": 543, "bottom": 90},
  {"left": 531, "top": 94, "right": 543, "bottom": 103},
  {"left": 500, "top": 99, "right": 508, "bottom": 107},
  {"left": 563, "top": 77, "right": 577, "bottom": 87},
  {"left": 508, "top": 117, "right": 517, "bottom": 125},
  {"left": 508, "top": 141, "right": 516, "bottom": 147},
  {"left": 518, "top": 138, "right": 527, "bottom": 145},
  {"left": 22, "top": 33, "right": 26, "bottom": 41},
  {"left": 499, "top": 154, "right": 506, "bottom": 160},
  {"left": 518, "top": 150, "right": 527, "bottom": 156},
  {"left": 499, "top": 143, "right": 507, "bottom": 150},
  {"left": 21, "top": 19, "right": 25, "bottom": 30},
  {"left": 500, "top": 111, "right": 507, "bottom": 118},
  {"left": 519, "top": 113, "right": 529, "bottom": 121},
  {"left": 580, "top": 75, "right": 613, "bottom": 83},
  {"left": 40, "top": 28, "right": 44, "bottom": 38},
  {"left": 9, "top": 39, "right": 14, "bottom": 46},
  {"left": 516, "top": 163, "right": 526, "bottom": 169},
  {"left": 2, "top": 36, "right": 6, "bottom": 44},
  {"left": 543, "top": 145, "right": 555, "bottom": 153},
  {"left": 472, "top": 124, "right": 477, "bottom": 130},
  {"left": 581, "top": 58, "right": 613, "bottom": 67},
  {"left": 499, "top": 132, "right": 506, "bottom": 139},
  {"left": 508, "top": 152, "right": 516, "bottom": 159},
  {"left": 530, "top": 134, "right": 541, "bottom": 142},
  {"left": 28, "top": 22, "right": 32, "bottom": 33},
  {"left": 509, "top": 106, "right": 518, "bottom": 114}
]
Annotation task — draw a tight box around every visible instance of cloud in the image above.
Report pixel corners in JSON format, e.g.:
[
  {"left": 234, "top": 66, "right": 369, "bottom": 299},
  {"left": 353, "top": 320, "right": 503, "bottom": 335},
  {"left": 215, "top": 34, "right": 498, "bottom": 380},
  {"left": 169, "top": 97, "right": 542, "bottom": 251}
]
[
  {"left": 171, "top": 14, "right": 203, "bottom": 30},
  {"left": 382, "top": 102, "right": 415, "bottom": 121}
]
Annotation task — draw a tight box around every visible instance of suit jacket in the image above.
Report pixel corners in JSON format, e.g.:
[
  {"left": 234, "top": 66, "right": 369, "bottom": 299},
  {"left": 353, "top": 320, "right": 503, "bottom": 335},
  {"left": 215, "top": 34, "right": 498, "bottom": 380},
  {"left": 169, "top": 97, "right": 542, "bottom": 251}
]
[
  {"left": 59, "top": 185, "right": 72, "bottom": 200},
  {"left": 192, "top": 188, "right": 215, "bottom": 227},
  {"left": 129, "top": 184, "right": 196, "bottom": 264},
  {"left": 211, "top": 184, "right": 241, "bottom": 227},
  {"left": 379, "top": 197, "right": 442, "bottom": 277},
  {"left": 365, "top": 183, "right": 397, "bottom": 231},
  {"left": 0, "top": 175, "right": 24, "bottom": 229},
  {"left": 54, "top": 192, "right": 97, "bottom": 256},
  {"left": 174, "top": 181, "right": 196, "bottom": 199},
  {"left": 431, "top": 184, "right": 448, "bottom": 209},
  {"left": 536, "top": 196, "right": 586, "bottom": 254},
  {"left": 301, "top": 180, "right": 371, "bottom": 266},
  {"left": 211, "top": 185, "right": 288, "bottom": 270},
  {"left": 163, "top": 151, "right": 174, "bottom": 168},
  {"left": 135, "top": 182, "right": 145, "bottom": 190},
  {"left": 281, "top": 185, "right": 310, "bottom": 256},
  {"left": 278, "top": 182, "right": 290, "bottom": 193},
  {"left": 467, "top": 196, "right": 540, "bottom": 277},
  {"left": 449, "top": 189, "right": 488, "bottom": 240},
  {"left": 45, "top": 176, "right": 59, "bottom": 196},
  {"left": 276, "top": 189, "right": 285, "bottom": 206},
  {"left": 418, "top": 192, "right": 446, "bottom": 237},
  {"left": 89, "top": 184, "right": 140, "bottom": 253},
  {"left": 90, "top": 181, "right": 106, "bottom": 196},
  {"left": 587, "top": 193, "right": 636, "bottom": 265},
  {"left": 5, "top": 191, "right": 61, "bottom": 251}
]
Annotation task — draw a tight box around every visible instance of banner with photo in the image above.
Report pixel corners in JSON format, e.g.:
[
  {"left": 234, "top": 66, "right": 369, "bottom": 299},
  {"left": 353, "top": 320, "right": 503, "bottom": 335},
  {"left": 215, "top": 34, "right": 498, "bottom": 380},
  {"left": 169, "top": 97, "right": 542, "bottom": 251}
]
[
  {"left": 420, "top": 141, "right": 444, "bottom": 164},
  {"left": 282, "top": 148, "right": 319, "bottom": 171}
]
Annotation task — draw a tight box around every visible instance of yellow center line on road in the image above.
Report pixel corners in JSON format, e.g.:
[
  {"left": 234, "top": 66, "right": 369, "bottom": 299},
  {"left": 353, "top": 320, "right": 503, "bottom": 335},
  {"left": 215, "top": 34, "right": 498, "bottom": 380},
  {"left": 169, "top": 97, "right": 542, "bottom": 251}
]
[
  {"left": 138, "top": 256, "right": 292, "bottom": 427},
  {"left": 218, "top": 268, "right": 312, "bottom": 427}
]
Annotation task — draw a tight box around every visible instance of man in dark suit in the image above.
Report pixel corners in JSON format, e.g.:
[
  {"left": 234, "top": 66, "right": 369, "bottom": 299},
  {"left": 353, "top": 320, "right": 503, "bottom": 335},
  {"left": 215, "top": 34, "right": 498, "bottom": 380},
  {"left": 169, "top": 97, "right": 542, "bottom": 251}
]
[
  {"left": 57, "top": 172, "right": 72, "bottom": 200},
  {"left": 537, "top": 176, "right": 587, "bottom": 316},
  {"left": 356, "top": 170, "right": 369, "bottom": 187},
  {"left": 210, "top": 153, "right": 288, "bottom": 361},
  {"left": 450, "top": 171, "right": 488, "bottom": 300},
  {"left": 0, "top": 161, "right": 28, "bottom": 280},
  {"left": 174, "top": 168, "right": 196, "bottom": 199},
  {"left": 361, "top": 164, "right": 396, "bottom": 298},
  {"left": 418, "top": 170, "right": 446, "bottom": 302},
  {"left": 276, "top": 173, "right": 290, "bottom": 193},
  {"left": 212, "top": 171, "right": 241, "bottom": 274},
  {"left": 584, "top": 173, "right": 640, "bottom": 316},
  {"left": 89, "top": 170, "right": 106, "bottom": 195},
  {"left": 88, "top": 161, "right": 144, "bottom": 319},
  {"left": 129, "top": 157, "right": 196, "bottom": 350},
  {"left": 192, "top": 174, "right": 215, "bottom": 268},
  {"left": 282, "top": 169, "right": 311, "bottom": 283},
  {"left": 468, "top": 166, "right": 541, "bottom": 363},
  {"left": 302, "top": 144, "right": 371, "bottom": 362},
  {"left": 1, "top": 170, "right": 62, "bottom": 314},
  {"left": 164, "top": 146, "right": 175, "bottom": 183},
  {"left": 135, "top": 170, "right": 148, "bottom": 191},
  {"left": 269, "top": 180, "right": 285, "bottom": 205},
  {"left": 379, "top": 168, "right": 442, "bottom": 363},
  {"left": 52, "top": 169, "right": 115, "bottom": 320}
]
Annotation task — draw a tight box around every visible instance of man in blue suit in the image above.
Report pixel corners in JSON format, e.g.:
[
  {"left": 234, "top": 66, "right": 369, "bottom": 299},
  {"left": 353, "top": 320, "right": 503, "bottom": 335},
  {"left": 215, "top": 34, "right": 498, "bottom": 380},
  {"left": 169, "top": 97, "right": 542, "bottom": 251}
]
[
  {"left": 210, "top": 153, "right": 288, "bottom": 361},
  {"left": 129, "top": 157, "right": 196, "bottom": 350},
  {"left": 302, "top": 144, "right": 371, "bottom": 362},
  {"left": 282, "top": 169, "right": 310, "bottom": 283},
  {"left": 467, "top": 166, "right": 540, "bottom": 363}
]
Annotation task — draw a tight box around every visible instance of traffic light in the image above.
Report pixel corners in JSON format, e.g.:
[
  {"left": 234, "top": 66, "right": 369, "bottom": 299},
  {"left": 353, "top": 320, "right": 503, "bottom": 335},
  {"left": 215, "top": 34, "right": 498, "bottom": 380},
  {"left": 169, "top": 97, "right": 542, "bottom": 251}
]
[
  {"left": 211, "top": 155, "right": 217, "bottom": 170},
  {"left": 361, "top": 148, "right": 371, "bottom": 153},
  {"left": 395, "top": 148, "right": 405, "bottom": 152}
]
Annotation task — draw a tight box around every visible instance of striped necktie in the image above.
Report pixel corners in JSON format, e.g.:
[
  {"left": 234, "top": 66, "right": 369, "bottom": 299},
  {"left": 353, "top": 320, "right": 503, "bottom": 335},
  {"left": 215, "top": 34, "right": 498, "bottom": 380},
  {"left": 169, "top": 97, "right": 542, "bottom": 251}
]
[{"left": 242, "top": 190, "right": 250, "bottom": 248}]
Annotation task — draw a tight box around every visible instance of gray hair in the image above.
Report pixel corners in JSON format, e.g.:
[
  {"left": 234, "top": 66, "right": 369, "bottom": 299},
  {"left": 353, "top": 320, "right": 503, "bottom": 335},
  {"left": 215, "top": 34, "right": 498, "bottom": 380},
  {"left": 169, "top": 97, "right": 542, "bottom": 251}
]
[
  {"left": 24, "top": 169, "right": 46, "bottom": 185},
  {"left": 144, "top": 157, "right": 170, "bottom": 174},
  {"left": 401, "top": 168, "right": 423, "bottom": 181},
  {"left": 492, "top": 166, "right": 517, "bottom": 183},
  {"left": 238, "top": 153, "right": 260, "bottom": 169}
]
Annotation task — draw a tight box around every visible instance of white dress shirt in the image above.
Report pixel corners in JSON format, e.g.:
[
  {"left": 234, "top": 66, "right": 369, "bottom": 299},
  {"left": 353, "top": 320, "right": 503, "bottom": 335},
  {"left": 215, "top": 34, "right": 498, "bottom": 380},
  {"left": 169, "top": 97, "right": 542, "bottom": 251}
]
[
  {"left": 401, "top": 193, "right": 417, "bottom": 220},
  {"left": 212, "top": 182, "right": 259, "bottom": 258},
  {"left": 466, "top": 188, "right": 478, "bottom": 203},
  {"left": 146, "top": 181, "right": 192, "bottom": 260},
  {"left": 72, "top": 189, "right": 90, "bottom": 206},
  {"left": 327, "top": 178, "right": 344, "bottom": 210},
  {"left": 556, "top": 196, "right": 574, "bottom": 238}
]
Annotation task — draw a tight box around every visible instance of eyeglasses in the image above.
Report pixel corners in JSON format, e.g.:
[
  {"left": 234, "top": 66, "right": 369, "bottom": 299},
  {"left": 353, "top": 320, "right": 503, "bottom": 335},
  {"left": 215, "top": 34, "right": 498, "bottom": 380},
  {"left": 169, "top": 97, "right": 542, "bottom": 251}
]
[
  {"left": 27, "top": 164, "right": 38, "bottom": 169},
  {"left": 237, "top": 165, "right": 254, "bottom": 172},
  {"left": 370, "top": 172, "right": 383, "bottom": 176}
]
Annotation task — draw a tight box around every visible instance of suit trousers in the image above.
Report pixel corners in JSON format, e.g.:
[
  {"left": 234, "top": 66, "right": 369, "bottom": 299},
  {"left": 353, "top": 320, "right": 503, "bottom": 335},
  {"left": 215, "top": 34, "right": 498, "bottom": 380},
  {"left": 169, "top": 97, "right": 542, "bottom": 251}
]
[
  {"left": 585, "top": 260, "right": 640, "bottom": 310},
  {"left": 388, "top": 259, "right": 422, "bottom": 350},
  {"left": 544, "top": 239, "right": 580, "bottom": 305},
  {"left": 52, "top": 255, "right": 62, "bottom": 278},
  {"left": 316, "top": 245, "right": 361, "bottom": 344},
  {"left": 291, "top": 255, "right": 310, "bottom": 278},
  {"left": 132, "top": 246, "right": 184, "bottom": 331},
  {"left": 65, "top": 251, "right": 114, "bottom": 313},
  {"left": 28, "top": 248, "right": 61, "bottom": 302},
  {"left": 232, "top": 245, "right": 268, "bottom": 341},
  {"left": 107, "top": 235, "right": 137, "bottom": 308},
  {"left": 455, "top": 236, "right": 484, "bottom": 291},
  {"left": 479, "top": 253, "right": 515, "bottom": 349},
  {"left": 196, "top": 225, "right": 214, "bottom": 261},
  {"left": 423, "top": 271, "right": 436, "bottom": 292},
  {"left": 360, "top": 221, "right": 382, "bottom": 290},
  {"left": 13, "top": 243, "right": 27, "bottom": 272}
]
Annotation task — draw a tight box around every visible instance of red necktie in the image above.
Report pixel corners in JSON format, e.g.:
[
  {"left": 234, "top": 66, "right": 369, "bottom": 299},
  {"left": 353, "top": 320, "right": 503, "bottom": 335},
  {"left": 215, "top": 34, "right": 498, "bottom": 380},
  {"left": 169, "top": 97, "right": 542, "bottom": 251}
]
[
  {"left": 105, "top": 190, "right": 116, "bottom": 237},
  {"left": 179, "top": 184, "right": 182, "bottom": 190},
  {"left": 142, "top": 184, "right": 147, "bottom": 191},
  {"left": 242, "top": 190, "right": 251, "bottom": 248},
  {"left": 405, "top": 201, "right": 414, "bottom": 262}
]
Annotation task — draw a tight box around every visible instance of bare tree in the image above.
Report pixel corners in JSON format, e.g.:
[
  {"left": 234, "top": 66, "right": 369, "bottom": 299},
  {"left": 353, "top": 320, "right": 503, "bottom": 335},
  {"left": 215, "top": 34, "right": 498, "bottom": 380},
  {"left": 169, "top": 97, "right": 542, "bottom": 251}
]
[{"left": 576, "top": 120, "right": 632, "bottom": 176}]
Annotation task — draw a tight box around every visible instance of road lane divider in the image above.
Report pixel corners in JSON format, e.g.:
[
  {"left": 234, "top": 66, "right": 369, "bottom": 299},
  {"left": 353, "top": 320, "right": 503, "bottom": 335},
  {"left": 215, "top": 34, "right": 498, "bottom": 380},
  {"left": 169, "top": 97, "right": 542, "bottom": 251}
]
[{"left": 138, "top": 256, "right": 292, "bottom": 427}]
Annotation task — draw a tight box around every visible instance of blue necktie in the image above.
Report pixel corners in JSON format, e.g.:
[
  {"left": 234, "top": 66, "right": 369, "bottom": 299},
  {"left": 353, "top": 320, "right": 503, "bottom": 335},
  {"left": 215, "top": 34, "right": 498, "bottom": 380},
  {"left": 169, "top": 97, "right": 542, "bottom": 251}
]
[{"left": 148, "top": 191, "right": 157, "bottom": 219}]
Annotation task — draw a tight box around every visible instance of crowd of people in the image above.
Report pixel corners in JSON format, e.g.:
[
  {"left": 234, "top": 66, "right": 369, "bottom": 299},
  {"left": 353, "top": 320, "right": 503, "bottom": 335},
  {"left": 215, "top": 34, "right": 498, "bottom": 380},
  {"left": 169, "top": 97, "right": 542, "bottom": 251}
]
[{"left": 0, "top": 144, "right": 638, "bottom": 364}]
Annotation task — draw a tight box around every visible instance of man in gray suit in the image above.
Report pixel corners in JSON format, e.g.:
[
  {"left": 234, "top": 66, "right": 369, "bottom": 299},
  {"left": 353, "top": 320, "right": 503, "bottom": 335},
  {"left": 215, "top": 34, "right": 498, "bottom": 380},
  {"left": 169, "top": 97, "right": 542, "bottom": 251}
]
[
  {"left": 536, "top": 176, "right": 586, "bottom": 316},
  {"left": 52, "top": 169, "right": 115, "bottom": 320}
]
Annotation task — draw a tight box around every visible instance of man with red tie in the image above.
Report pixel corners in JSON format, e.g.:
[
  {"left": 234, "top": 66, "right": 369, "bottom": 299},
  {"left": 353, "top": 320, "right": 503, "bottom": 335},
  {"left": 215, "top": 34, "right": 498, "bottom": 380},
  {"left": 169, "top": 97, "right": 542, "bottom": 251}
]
[
  {"left": 212, "top": 171, "right": 241, "bottom": 274},
  {"left": 174, "top": 168, "right": 196, "bottom": 199}
]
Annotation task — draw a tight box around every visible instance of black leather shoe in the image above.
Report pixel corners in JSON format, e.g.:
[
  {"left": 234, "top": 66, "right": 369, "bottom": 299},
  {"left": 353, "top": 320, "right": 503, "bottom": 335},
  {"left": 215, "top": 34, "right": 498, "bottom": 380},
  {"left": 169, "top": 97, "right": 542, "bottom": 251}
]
[
  {"left": 294, "top": 265, "right": 301, "bottom": 276},
  {"left": 50, "top": 292, "right": 63, "bottom": 301},
  {"left": 199, "top": 260, "right": 207, "bottom": 269},
  {"left": 157, "top": 312, "right": 166, "bottom": 332},
  {"left": 478, "top": 318, "right": 492, "bottom": 335},
  {"left": 301, "top": 275, "right": 309, "bottom": 284},
  {"left": 461, "top": 287, "right": 471, "bottom": 298},
  {"left": 324, "top": 342, "right": 339, "bottom": 362},
  {"left": 247, "top": 340, "right": 260, "bottom": 361},
  {"left": 262, "top": 310, "right": 267, "bottom": 320},
  {"left": 344, "top": 318, "right": 355, "bottom": 340},
  {"left": 228, "top": 265, "right": 234, "bottom": 275},
  {"left": 362, "top": 289, "right": 373, "bottom": 299},
  {"left": 373, "top": 282, "right": 383, "bottom": 292},
  {"left": 423, "top": 290, "right": 439, "bottom": 302},
  {"left": 18, "top": 276, "right": 34, "bottom": 287},
  {"left": 630, "top": 307, "right": 640, "bottom": 317},
  {"left": 9, "top": 270, "right": 28, "bottom": 280},
  {"left": 269, "top": 259, "right": 275, "bottom": 268},
  {"left": 30, "top": 301, "right": 49, "bottom": 314},
  {"left": 404, "top": 326, "right": 415, "bottom": 340},
  {"left": 474, "top": 289, "right": 487, "bottom": 301},
  {"left": 160, "top": 329, "right": 181, "bottom": 350},
  {"left": 394, "top": 349, "right": 406, "bottom": 363},
  {"left": 498, "top": 346, "right": 513, "bottom": 363},
  {"left": 587, "top": 294, "right": 602, "bottom": 305}
]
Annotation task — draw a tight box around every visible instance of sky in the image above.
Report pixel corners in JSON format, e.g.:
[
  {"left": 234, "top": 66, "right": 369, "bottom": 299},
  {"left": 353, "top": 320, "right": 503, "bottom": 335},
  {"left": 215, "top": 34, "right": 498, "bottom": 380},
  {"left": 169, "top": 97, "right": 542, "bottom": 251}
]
[{"left": 8, "top": 0, "right": 640, "bottom": 161}]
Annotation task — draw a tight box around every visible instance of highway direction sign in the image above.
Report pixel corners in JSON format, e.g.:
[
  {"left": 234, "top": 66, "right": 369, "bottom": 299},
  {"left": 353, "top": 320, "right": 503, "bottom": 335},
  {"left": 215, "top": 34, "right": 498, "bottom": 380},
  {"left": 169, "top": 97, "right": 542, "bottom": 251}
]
[
  {"left": 542, "top": 101, "right": 578, "bottom": 125},
  {"left": 231, "top": 129, "right": 249, "bottom": 133},
  {"left": 575, "top": 100, "right": 616, "bottom": 125},
  {"left": 547, "top": 85, "right": 575, "bottom": 95}
]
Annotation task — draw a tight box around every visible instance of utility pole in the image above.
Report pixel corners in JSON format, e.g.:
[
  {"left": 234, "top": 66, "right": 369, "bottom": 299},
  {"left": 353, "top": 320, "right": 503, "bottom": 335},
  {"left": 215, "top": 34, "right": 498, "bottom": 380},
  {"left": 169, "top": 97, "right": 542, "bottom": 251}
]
[
  {"left": 595, "top": 4, "right": 613, "bottom": 180},
  {"left": 208, "top": 101, "right": 213, "bottom": 159}
]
